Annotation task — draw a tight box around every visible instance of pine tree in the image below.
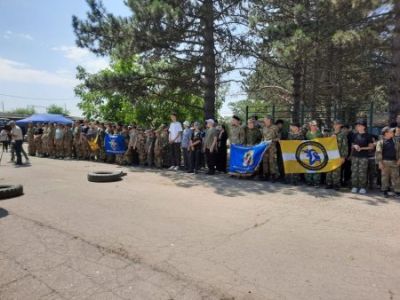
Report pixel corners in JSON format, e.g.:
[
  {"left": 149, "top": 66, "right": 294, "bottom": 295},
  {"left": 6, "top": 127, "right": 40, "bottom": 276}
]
[
  {"left": 389, "top": 0, "right": 400, "bottom": 122},
  {"left": 73, "top": 0, "right": 246, "bottom": 119},
  {"left": 246, "top": 0, "right": 389, "bottom": 124}
]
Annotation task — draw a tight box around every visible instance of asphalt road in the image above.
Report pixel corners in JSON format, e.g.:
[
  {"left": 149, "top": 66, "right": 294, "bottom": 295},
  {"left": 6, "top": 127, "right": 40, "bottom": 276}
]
[{"left": 0, "top": 151, "right": 399, "bottom": 300}]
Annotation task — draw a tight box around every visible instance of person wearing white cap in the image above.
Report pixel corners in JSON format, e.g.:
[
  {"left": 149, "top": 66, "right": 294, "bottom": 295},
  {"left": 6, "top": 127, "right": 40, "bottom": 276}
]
[
  {"left": 204, "top": 119, "right": 218, "bottom": 175},
  {"left": 181, "top": 121, "right": 192, "bottom": 171}
]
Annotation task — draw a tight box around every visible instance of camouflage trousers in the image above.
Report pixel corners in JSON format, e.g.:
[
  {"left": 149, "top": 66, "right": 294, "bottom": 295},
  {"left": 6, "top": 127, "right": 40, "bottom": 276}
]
[
  {"left": 73, "top": 140, "right": 82, "bottom": 159},
  {"left": 41, "top": 136, "right": 49, "bottom": 155},
  {"left": 147, "top": 150, "right": 154, "bottom": 167},
  {"left": 381, "top": 160, "right": 400, "bottom": 192},
  {"left": 305, "top": 173, "right": 320, "bottom": 185},
  {"left": 154, "top": 150, "right": 162, "bottom": 168},
  {"left": 55, "top": 139, "right": 64, "bottom": 157},
  {"left": 262, "top": 143, "right": 278, "bottom": 176},
  {"left": 286, "top": 174, "right": 301, "bottom": 185},
  {"left": 34, "top": 136, "right": 42, "bottom": 155},
  {"left": 48, "top": 140, "right": 55, "bottom": 157},
  {"left": 80, "top": 140, "right": 89, "bottom": 159},
  {"left": 28, "top": 139, "right": 36, "bottom": 156},
  {"left": 351, "top": 157, "right": 369, "bottom": 189},
  {"left": 63, "top": 139, "right": 72, "bottom": 158},
  {"left": 326, "top": 165, "right": 342, "bottom": 186},
  {"left": 139, "top": 152, "right": 147, "bottom": 166}
]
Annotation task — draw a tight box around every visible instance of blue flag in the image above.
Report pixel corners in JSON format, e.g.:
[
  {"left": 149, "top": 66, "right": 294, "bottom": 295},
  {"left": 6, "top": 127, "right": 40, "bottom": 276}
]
[
  {"left": 105, "top": 134, "right": 127, "bottom": 154},
  {"left": 229, "top": 142, "right": 270, "bottom": 175}
]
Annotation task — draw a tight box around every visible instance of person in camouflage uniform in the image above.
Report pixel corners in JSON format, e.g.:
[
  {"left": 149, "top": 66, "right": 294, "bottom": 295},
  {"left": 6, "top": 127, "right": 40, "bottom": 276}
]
[
  {"left": 160, "top": 125, "right": 170, "bottom": 167},
  {"left": 153, "top": 126, "right": 163, "bottom": 168},
  {"left": 73, "top": 121, "right": 82, "bottom": 159},
  {"left": 244, "top": 119, "right": 262, "bottom": 146},
  {"left": 26, "top": 123, "right": 36, "bottom": 156},
  {"left": 326, "top": 120, "right": 348, "bottom": 190},
  {"left": 351, "top": 119, "right": 374, "bottom": 194},
  {"left": 375, "top": 126, "right": 400, "bottom": 198},
  {"left": 41, "top": 123, "right": 49, "bottom": 157},
  {"left": 124, "top": 126, "right": 137, "bottom": 165},
  {"left": 137, "top": 129, "right": 147, "bottom": 166},
  {"left": 34, "top": 123, "right": 43, "bottom": 156},
  {"left": 63, "top": 124, "right": 73, "bottom": 159},
  {"left": 97, "top": 123, "right": 106, "bottom": 162},
  {"left": 146, "top": 129, "right": 155, "bottom": 167},
  {"left": 286, "top": 122, "right": 304, "bottom": 185},
  {"left": 230, "top": 115, "right": 245, "bottom": 145},
  {"left": 261, "top": 115, "right": 280, "bottom": 181},
  {"left": 48, "top": 123, "right": 56, "bottom": 158},
  {"left": 80, "top": 131, "right": 90, "bottom": 161},
  {"left": 305, "top": 120, "right": 323, "bottom": 186}
]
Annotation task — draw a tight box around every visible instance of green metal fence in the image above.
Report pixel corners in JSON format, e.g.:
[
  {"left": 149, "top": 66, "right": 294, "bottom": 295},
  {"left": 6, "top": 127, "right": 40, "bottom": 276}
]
[{"left": 245, "top": 102, "right": 376, "bottom": 130}]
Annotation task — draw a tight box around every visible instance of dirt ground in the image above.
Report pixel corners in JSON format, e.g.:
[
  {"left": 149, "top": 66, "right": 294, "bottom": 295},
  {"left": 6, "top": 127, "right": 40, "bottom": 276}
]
[{"left": 0, "top": 150, "right": 399, "bottom": 300}]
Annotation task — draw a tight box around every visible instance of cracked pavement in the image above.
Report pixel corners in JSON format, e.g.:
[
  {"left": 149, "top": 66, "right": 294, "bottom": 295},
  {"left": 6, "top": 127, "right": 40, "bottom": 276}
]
[{"left": 1, "top": 151, "right": 400, "bottom": 300}]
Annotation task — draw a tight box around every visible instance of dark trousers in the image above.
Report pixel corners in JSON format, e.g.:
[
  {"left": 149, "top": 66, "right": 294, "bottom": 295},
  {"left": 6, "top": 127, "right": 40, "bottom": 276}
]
[
  {"left": 182, "top": 147, "right": 190, "bottom": 170},
  {"left": 14, "top": 140, "right": 23, "bottom": 165},
  {"left": 170, "top": 143, "right": 181, "bottom": 166},
  {"left": 2, "top": 141, "right": 8, "bottom": 152},
  {"left": 189, "top": 149, "right": 201, "bottom": 171},
  {"left": 206, "top": 149, "right": 216, "bottom": 174},
  {"left": 341, "top": 159, "right": 352, "bottom": 186},
  {"left": 216, "top": 148, "right": 227, "bottom": 172}
]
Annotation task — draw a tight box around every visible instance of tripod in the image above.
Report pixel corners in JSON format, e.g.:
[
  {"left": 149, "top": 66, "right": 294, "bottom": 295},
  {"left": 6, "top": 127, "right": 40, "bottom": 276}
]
[{"left": 0, "top": 146, "right": 4, "bottom": 166}]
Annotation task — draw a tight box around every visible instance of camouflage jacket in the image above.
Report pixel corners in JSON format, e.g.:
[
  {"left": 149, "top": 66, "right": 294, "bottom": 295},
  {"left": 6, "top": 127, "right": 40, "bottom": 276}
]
[
  {"left": 244, "top": 127, "right": 262, "bottom": 146},
  {"left": 305, "top": 130, "right": 322, "bottom": 140},
  {"left": 288, "top": 132, "right": 304, "bottom": 140},
  {"left": 262, "top": 125, "right": 279, "bottom": 141},
  {"left": 230, "top": 125, "right": 245, "bottom": 145},
  {"left": 331, "top": 132, "right": 348, "bottom": 158}
]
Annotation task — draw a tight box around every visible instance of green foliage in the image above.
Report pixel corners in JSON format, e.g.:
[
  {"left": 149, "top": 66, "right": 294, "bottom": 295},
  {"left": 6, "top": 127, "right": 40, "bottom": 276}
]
[
  {"left": 74, "top": 56, "right": 204, "bottom": 127},
  {"left": 245, "top": 0, "right": 391, "bottom": 124},
  {"left": 73, "top": 0, "right": 247, "bottom": 119},
  {"left": 46, "top": 104, "right": 70, "bottom": 115}
]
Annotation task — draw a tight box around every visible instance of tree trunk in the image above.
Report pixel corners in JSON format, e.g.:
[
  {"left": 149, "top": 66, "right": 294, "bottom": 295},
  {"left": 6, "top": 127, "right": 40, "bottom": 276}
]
[
  {"left": 389, "top": 1, "right": 400, "bottom": 123},
  {"left": 292, "top": 61, "right": 302, "bottom": 123},
  {"left": 202, "top": 0, "right": 216, "bottom": 120}
]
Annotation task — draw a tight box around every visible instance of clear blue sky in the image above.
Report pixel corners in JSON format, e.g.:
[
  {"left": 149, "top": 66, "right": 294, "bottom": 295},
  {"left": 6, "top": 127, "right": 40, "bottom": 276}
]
[{"left": 0, "top": 0, "right": 242, "bottom": 117}]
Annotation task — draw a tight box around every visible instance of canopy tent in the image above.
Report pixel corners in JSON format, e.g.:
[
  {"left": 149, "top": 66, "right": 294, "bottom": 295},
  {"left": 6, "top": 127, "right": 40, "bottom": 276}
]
[{"left": 16, "top": 114, "right": 73, "bottom": 126}]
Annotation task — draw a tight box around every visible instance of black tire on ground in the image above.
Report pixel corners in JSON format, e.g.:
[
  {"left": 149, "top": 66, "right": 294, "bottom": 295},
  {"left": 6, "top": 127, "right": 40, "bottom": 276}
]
[
  {"left": 87, "top": 171, "right": 123, "bottom": 183},
  {"left": 0, "top": 185, "right": 24, "bottom": 200}
]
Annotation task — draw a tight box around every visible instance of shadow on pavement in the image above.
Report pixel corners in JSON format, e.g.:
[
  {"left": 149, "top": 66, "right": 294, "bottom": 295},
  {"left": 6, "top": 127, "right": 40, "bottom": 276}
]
[
  {"left": 127, "top": 167, "right": 400, "bottom": 205},
  {"left": 0, "top": 208, "right": 9, "bottom": 219}
]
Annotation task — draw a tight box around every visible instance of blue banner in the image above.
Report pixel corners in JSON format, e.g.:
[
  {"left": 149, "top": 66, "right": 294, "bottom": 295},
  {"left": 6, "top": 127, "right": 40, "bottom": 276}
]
[
  {"left": 105, "top": 134, "right": 127, "bottom": 154},
  {"left": 229, "top": 142, "right": 270, "bottom": 174}
]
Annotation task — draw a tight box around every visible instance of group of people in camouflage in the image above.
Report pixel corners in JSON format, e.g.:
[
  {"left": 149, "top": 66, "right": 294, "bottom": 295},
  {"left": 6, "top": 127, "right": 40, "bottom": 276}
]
[{"left": 22, "top": 113, "right": 400, "bottom": 198}]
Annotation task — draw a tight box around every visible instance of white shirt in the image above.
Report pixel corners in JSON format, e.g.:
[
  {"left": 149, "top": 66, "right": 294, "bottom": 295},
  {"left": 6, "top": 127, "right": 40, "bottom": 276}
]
[
  {"left": 169, "top": 121, "right": 183, "bottom": 143},
  {"left": 0, "top": 129, "right": 8, "bottom": 142},
  {"left": 11, "top": 126, "right": 23, "bottom": 141}
]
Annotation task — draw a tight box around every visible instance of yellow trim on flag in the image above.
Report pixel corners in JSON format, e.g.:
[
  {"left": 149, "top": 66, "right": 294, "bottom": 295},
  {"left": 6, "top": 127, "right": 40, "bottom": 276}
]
[{"left": 280, "top": 137, "right": 343, "bottom": 174}]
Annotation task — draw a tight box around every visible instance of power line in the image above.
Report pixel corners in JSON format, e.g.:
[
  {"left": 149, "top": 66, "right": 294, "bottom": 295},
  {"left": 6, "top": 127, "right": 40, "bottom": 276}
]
[{"left": 0, "top": 93, "right": 75, "bottom": 101}]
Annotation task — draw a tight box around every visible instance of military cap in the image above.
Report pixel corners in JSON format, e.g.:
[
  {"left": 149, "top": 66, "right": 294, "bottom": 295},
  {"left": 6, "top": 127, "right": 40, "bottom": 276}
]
[
  {"left": 381, "top": 126, "right": 395, "bottom": 134},
  {"left": 232, "top": 115, "right": 241, "bottom": 121},
  {"left": 333, "top": 119, "right": 343, "bottom": 125},
  {"left": 355, "top": 119, "right": 367, "bottom": 127}
]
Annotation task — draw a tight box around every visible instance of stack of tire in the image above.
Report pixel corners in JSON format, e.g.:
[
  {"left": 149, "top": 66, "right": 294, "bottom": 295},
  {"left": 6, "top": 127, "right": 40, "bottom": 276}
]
[
  {"left": 0, "top": 185, "right": 23, "bottom": 200},
  {"left": 87, "top": 171, "right": 125, "bottom": 183}
]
